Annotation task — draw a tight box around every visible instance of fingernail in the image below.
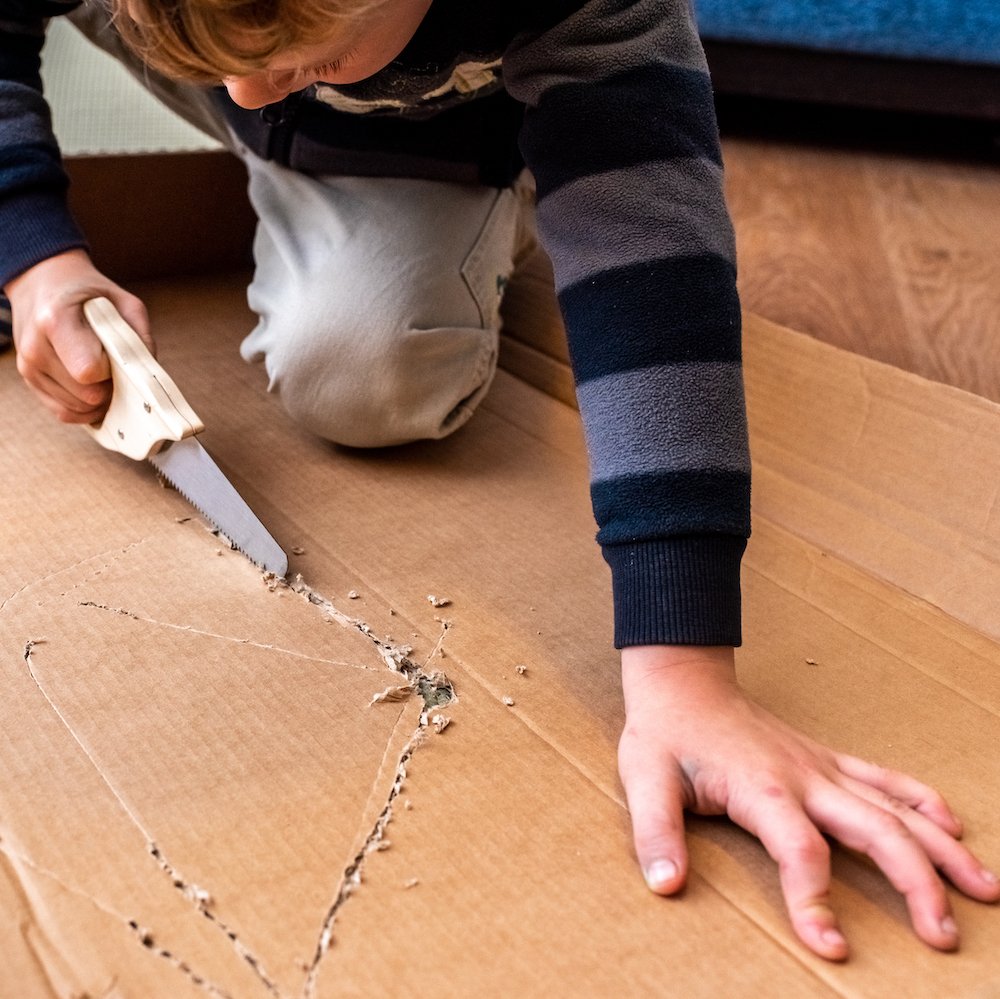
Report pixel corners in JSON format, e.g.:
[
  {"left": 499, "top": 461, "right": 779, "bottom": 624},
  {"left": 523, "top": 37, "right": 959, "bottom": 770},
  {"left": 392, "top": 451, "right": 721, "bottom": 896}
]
[
  {"left": 821, "top": 928, "right": 846, "bottom": 948},
  {"left": 980, "top": 868, "right": 999, "bottom": 885},
  {"left": 940, "top": 916, "right": 958, "bottom": 936},
  {"left": 644, "top": 860, "right": 677, "bottom": 890}
]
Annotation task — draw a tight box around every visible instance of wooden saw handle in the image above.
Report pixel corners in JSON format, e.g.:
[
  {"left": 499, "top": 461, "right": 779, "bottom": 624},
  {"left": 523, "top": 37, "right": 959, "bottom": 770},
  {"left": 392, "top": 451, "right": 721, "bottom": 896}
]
[{"left": 83, "top": 297, "right": 204, "bottom": 461}]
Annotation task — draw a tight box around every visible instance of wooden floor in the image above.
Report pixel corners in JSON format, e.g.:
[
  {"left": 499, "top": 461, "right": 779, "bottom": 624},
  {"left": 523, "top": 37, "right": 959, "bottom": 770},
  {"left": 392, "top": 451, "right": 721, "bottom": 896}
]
[{"left": 722, "top": 133, "right": 1000, "bottom": 403}]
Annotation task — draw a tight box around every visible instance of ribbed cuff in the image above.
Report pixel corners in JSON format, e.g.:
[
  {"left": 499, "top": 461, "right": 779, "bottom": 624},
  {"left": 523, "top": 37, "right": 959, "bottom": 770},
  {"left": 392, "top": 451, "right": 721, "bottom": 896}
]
[
  {"left": 0, "top": 189, "right": 88, "bottom": 289},
  {"left": 603, "top": 535, "right": 746, "bottom": 649}
]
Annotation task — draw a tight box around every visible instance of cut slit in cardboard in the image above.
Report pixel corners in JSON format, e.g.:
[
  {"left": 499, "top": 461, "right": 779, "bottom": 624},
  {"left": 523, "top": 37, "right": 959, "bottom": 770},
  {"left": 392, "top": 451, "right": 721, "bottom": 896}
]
[{"left": 1, "top": 275, "right": 998, "bottom": 998}]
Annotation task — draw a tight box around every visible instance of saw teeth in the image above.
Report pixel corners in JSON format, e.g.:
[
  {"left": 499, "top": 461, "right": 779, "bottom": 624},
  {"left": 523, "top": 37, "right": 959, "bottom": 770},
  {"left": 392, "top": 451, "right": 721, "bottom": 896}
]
[
  {"left": 157, "top": 473, "right": 268, "bottom": 570},
  {"left": 146, "top": 441, "right": 286, "bottom": 577}
]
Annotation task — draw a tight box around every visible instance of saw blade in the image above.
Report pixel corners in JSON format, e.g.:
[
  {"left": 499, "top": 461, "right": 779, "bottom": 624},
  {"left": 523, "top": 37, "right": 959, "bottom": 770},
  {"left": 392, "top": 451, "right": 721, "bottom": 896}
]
[{"left": 150, "top": 436, "right": 288, "bottom": 577}]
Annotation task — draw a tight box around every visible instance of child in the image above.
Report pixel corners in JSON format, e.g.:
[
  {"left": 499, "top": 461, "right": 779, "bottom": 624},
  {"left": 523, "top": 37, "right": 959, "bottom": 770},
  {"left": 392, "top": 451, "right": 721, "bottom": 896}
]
[{"left": 2, "top": 0, "right": 997, "bottom": 961}]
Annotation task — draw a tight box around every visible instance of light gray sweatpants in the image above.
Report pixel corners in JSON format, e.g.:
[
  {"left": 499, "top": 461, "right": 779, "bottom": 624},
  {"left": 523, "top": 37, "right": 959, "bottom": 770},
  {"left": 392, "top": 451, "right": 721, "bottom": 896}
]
[
  {"left": 67, "top": 3, "right": 554, "bottom": 448},
  {"left": 237, "top": 153, "right": 535, "bottom": 447}
]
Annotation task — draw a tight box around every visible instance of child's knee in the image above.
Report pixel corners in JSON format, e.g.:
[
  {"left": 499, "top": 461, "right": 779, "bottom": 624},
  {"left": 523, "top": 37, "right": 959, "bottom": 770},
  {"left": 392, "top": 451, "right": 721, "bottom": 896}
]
[{"left": 245, "top": 307, "right": 498, "bottom": 448}]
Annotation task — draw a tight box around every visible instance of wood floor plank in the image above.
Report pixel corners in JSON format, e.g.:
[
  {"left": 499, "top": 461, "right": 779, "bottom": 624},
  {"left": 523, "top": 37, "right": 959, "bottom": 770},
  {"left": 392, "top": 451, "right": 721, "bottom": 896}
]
[
  {"left": 864, "top": 154, "right": 1000, "bottom": 402},
  {"left": 724, "top": 135, "right": 1000, "bottom": 404},
  {"left": 723, "top": 138, "right": 916, "bottom": 368}
]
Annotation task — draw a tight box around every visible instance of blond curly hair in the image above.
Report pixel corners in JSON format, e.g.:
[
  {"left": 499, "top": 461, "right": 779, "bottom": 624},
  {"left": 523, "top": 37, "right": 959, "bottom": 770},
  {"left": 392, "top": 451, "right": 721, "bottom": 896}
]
[{"left": 111, "top": 0, "right": 384, "bottom": 82}]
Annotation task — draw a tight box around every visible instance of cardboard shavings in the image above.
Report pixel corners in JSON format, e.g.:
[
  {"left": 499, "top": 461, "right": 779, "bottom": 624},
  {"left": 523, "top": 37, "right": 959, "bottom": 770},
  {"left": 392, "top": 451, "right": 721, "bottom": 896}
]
[
  {"left": 287, "top": 575, "right": 444, "bottom": 686},
  {"left": 130, "top": 921, "right": 155, "bottom": 948},
  {"left": 348, "top": 589, "right": 361, "bottom": 599},
  {"left": 426, "top": 594, "right": 451, "bottom": 607},
  {"left": 291, "top": 545, "right": 306, "bottom": 555},
  {"left": 184, "top": 884, "right": 213, "bottom": 906},
  {"left": 516, "top": 665, "right": 527, "bottom": 676},
  {"left": 417, "top": 672, "right": 455, "bottom": 709},
  {"left": 502, "top": 696, "right": 515, "bottom": 707},
  {"left": 125, "top": 920, "right": 235, "bottom": 998},
  {"left": 276, "top": 573, "right": 463, "bottom": 984},
  {"left": 304, "top": 727, "right": 428, "bottom": 989},
  {"left": 175, "top": 516, "right": 191, "bottom": 524},
  {"left": 805, "top": 658, "right": 818, "bottom": 666},
  {"left": 404, "top": 878, "right": 420, "bottom": 889},
  {"left": 209, "top": 528, "right": 238, "bottom": 552},
  {"left": 146, "top": 847, "right": 278, "bottom": 993},
  {"left": 431, "top": 713, "right": 451, "bottom": 734},
  {"left": 371, "top": 683, "right": 414, "bottom": 705}
]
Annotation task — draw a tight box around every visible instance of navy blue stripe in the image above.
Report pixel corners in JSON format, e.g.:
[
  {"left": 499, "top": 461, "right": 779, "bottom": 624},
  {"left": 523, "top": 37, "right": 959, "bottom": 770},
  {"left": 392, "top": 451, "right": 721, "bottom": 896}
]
[
  {"left": 521, "top": 63, "right": 722, "bottom": 199},
  {"left": 561, "top": 255, "right": 741, "bottom": 383},
  {"left": 592, "top": 469, "right": 750, "bottom": 547},
  {"left": 0, "top": 187, "right": 87, "bottom": 288},
  {"left": 0, "top": 140, "right": 61, "bottom": 164},
  {"left": 0, "top": 141, "right": 66, "bottom": 188}
]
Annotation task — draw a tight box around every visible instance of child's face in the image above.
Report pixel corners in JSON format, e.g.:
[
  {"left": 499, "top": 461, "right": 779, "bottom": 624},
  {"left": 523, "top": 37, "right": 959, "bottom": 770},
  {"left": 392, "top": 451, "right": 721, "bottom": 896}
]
[{"left": 222, "top": 0, "right": 433, "bottom": 108}]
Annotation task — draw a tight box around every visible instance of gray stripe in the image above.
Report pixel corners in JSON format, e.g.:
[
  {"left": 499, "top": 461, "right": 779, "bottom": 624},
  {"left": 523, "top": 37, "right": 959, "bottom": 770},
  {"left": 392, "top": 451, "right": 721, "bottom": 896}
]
[
  {"left": 504, "top": 0, "right": 707, "bottom": 106},
  {"left": 536, "top": 159, "right": 736, "bottom": 293},
  {"left": 577, "top": 363, "right": 750, "bottom": 483}
]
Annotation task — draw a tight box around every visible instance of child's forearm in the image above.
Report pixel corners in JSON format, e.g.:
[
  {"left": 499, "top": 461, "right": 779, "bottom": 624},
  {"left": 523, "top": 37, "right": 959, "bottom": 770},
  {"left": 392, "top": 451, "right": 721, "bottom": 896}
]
[{"left": 0, "top": 1, "right": 89, "bottom": 288}]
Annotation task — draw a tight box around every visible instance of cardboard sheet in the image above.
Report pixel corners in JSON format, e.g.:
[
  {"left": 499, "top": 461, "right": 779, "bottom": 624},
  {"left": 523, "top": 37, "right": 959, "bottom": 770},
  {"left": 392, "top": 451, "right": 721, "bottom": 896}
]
[{"left": 1, "top": 276, "right": 998, "bottom": 997}]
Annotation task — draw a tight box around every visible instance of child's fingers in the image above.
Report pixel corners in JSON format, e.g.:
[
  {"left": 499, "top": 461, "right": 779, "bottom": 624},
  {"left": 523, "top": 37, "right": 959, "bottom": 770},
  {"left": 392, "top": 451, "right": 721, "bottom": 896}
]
[
  {"left": 50, "top": 308, "right": 113, "bottom": 387},
  {"left": 834, "top": 753, "right": 962, "bottom": 837},
  {"left": 839, "top": 775, "right": 1000, "bottom": 903},
  {"left": 617, "top": 741, "right": 688, "bottom": 895},
  {"left": 807, "top": 783, "right": 959, "bottom": 951},
  {"left": 37, "top": 371, "right": 111, "bottom": 422},
  {"left": 15, "top": 330, "right": 111, "bottom": 421},
  {"left": 735, "top": 789, "right": 848, "bottom": 960}
]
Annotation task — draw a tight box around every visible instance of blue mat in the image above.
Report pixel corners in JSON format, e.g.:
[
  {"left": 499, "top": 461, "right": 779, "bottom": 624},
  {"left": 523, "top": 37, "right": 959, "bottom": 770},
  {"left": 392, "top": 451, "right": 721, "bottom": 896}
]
[{"left": 693, "top": 0, "right": 1000, "bottom": 65}]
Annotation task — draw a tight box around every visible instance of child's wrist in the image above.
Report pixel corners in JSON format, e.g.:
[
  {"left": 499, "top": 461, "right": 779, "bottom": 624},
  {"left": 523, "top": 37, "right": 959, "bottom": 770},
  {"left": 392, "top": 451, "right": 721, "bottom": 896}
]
[{"left": 620, "top": 644, "right": 737, "bottom": 705}]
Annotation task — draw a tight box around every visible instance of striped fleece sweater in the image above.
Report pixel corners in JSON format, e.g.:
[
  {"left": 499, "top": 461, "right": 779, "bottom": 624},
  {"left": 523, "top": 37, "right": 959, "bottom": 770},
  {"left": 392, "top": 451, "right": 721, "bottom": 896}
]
[{"left": 0, "top": 0, "right": 751, "bottom": 647}]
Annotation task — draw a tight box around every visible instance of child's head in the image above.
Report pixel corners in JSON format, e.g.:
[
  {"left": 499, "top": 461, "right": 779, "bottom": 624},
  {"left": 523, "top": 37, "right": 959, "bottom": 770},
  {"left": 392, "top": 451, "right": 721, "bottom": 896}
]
[{"left": 112, "top": 0, "right": 431, "bottom": 101}]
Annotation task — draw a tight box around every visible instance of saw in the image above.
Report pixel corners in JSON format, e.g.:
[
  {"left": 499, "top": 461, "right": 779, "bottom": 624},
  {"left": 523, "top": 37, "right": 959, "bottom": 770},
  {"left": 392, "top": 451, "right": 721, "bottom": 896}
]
[{"left": 83, "top": 297, "right": 287, "bottom": 577}]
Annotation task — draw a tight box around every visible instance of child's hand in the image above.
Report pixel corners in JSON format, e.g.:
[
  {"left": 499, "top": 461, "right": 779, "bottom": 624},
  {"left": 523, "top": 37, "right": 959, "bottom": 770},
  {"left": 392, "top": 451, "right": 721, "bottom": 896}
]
[
  {"left": 5, "top": 249, "right": 152, "bottom": 423},
  {"left": 619, "top": 644, "right": 1000, "bottom": 960}
]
